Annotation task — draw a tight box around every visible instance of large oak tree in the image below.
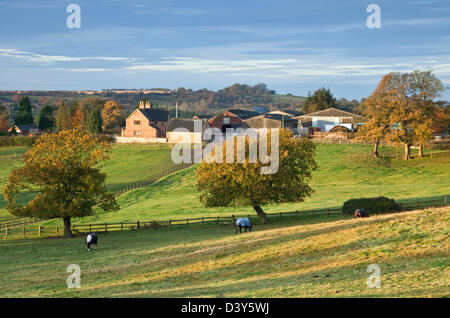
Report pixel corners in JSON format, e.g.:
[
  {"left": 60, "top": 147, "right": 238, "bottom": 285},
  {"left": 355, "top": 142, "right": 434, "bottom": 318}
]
[
  {"left": 196, "top": 129, "right": 317, "bottom": 223},
  {"left": 3, "top": 130, "right": 119, "bottom": 237}
]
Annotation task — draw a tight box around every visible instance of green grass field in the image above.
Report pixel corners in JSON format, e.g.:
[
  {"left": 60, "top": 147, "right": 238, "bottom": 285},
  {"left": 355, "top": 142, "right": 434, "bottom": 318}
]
[
  {"left": 0, "top": 144, "right": 176, "bottom": 222},
  {"left": 0, "top": 207, "right": 448, "bottom": 297},
  {"left": 2, "top": 143, "right": 449, "bottom": 225},
  {"left": 60, "top": 143, "right": 450, "bottom": 225}
]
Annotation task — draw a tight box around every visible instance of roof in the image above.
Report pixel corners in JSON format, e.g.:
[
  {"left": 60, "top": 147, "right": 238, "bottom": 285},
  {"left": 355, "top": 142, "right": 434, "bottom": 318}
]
[
  {"left": 243, "top": 113, "right": 297, "bottom": 129},
  {"left": 138, "top": 108, "right": 169, "bottom": 122},
  {"left": 168, "top": 118, "right": 208, "bottom": 132},
  {"left": 227, "top": 109, "right": 260, "bottom": 120},
  {"left": 15, "top": 124, "right": 39, "bottom": 131},
  {"left": 251, "top": 106, "right": 270, "bottom": 114},
  {"left": 294, "top": 108, "right": 362, "bottom": 120}
]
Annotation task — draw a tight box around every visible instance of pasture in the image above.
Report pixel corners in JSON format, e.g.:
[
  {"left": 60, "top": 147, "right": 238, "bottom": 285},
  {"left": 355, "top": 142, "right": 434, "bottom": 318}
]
[
  {"left": 1, "top": 142, "right": 449, "bottom": 225},
  {"left": 67, "top": 143, "right": 450, "bottom": 224},
  {"left": 0, "top": 207, "right": 448, "bottom": 297},
  {"left": 0, "top": 144, "right": 176, "bottom": 222}
]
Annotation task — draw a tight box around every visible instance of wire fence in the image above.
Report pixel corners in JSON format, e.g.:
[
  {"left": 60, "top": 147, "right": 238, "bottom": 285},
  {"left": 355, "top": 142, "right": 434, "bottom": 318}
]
[{"left": 2, "top": 195, "right": 448, "bottom": 240}]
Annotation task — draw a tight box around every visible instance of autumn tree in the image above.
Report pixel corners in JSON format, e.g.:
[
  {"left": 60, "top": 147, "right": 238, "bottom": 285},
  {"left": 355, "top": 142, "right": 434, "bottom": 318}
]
[
  {"left": 3, "top": 130, "right": 119, "bottom": 237},
  {"left": 362, "top": 71, "right": 443, "bottom": 160},
  {"left": 15, "top": 96, "right": 34, "bottom": 125},
  {"left": 358, "top": 76, "right": 394, "bottom": 158},
  {"left": 303, "top": 88, "right": 336, "bottom": 114},
  {"left": 56, "top": 100, "right": 72, "bottom": 131},
  {"left": 72, "top": 98, "right": 105, "bottom": 130},
  {"left": 408, "top": 71, "right": 444, "bottom": 157},
  {"left": 101, "top": 100, "right": 124, "bottom": 131},
  {"left": 434, "top": 102, "right": 450, "bottom": 137},
  {"left": 196, "top": 129, "right": 317, "bottom": 222}
]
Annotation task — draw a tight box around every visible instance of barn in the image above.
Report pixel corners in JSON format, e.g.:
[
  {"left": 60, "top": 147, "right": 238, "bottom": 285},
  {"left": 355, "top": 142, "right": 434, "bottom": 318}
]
[{"left": 293, "top": 108, "right": 363, "bottom": 132}]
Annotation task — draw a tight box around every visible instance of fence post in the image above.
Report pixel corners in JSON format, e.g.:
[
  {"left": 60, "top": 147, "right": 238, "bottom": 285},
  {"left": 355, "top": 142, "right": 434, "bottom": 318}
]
[
  {"left": 201, "top": 217, "right": 204, "bottom": 224},
  {"left": 187, "top": 219, "right": 189, "bottom": 225},
  {"left": 232, "top": 215, "right": 235, "bottom": 224},
  {"left": 23, "top": 226, "right": 25, "bottom": 238},
  {"left": 5, "top": 226, "right": 8, "bottom": 238},
  {"left": 89, "top": 224, "right": 92, "bottom": 232},
  {"left": 137, "top": 221, "right": 140, "bottom": 230},
  {"left": 416, "top": 201, "right": 419, "bottom": 209},
  {"left": 169, "top": 219, "right": 172, "bottom": 227},
  {"left": 327, "top": 208, "right": 329, "bottom": 217},
  {"left": 217, "top": 216, "right": 219, "bottom": 224},
  {"left": 280, "top": 212, "right": 282, "bottom": 219},
  {"left": 445, "top": 195, "right": 448, "bottom": 206},
  {"left": 105, "top": 223, "right": 108, "bottom": 232},
  {"left": 121, "top": 223, "right": 123, "bottom": 231},
  {"left": 38, "top": 226, "right": 41, "bottom": 237},
  {"left": 56, "top": 225, "right": 58, "bottom": 236}
]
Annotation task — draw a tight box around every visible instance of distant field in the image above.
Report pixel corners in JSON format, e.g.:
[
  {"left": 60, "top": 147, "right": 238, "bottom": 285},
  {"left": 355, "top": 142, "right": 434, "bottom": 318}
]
[
  {"left": 63, "top": 143, "right": 450, "bottom": 225},
  {"left": 1, "top": 207, "right": 448, "bottom": 297}
]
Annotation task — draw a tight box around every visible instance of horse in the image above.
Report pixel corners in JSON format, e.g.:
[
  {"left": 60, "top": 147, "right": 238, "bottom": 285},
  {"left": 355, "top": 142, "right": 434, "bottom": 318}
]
[
  {"left": 235, "top": 217, "right": 252, "bottom": 233},
  {"left": 354, "top": 208, "right": 369, "bottom": 218},
  {"left": 86, "top": 232, "right": 98, "bottom": 251}
]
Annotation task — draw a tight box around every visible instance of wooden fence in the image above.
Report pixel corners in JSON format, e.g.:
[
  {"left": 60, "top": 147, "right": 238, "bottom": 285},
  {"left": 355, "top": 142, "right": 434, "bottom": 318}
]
[
  {"left": 2, "top": 196, "right": 448, "bottom": 239},
  {"left": 0, "top": 217, "right": 37, "bottom": 230},
  {"left": 114, "top": 162, "right": 194, "bottom": 196},
  {"left": 310, "top": 138, "right": 450, "bottom": 150}
]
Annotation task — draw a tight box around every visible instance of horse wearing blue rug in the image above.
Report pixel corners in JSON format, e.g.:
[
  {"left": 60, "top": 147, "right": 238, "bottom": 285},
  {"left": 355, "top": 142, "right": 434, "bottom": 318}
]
[{"left": 235, "top": 218, "right": 252, "bottom": 233}]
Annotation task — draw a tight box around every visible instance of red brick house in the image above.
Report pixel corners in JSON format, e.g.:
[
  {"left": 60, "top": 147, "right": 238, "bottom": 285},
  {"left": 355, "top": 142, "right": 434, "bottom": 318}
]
[
  {"left": 121, "top": 101, "right": 170, "bottom": 138},
  {"left": 208, "top": 109, "right": 259, "bottom": 132}
]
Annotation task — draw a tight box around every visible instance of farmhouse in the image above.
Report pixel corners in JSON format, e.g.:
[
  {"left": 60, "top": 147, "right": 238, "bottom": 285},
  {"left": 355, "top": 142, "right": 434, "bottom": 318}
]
[
  {"left": 121, "top": 101, "right": 169, "bottom": 138},
  {"left": 167, "top": 118, "right": 209, "bottom": 143},
  {"left": 293, "top": 108, "right": 363, "bottom": 132},
  {"left": 8, "top": 124, "right": 41, "bottom": 136},
  {"left": 208, "top": 109, "right": 260, "bottom": 132}
]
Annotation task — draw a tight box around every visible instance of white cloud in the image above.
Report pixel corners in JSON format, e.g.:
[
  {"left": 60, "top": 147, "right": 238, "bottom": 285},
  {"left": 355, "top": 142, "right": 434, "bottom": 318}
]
[{"left": 0, "top": 48, "right": 136, "bottom": 63}]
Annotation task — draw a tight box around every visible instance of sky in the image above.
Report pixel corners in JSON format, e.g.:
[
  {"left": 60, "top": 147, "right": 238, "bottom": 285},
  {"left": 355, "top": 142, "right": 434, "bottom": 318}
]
[{"left": 0, "top": 0, "right": 449, "bottom": 100}]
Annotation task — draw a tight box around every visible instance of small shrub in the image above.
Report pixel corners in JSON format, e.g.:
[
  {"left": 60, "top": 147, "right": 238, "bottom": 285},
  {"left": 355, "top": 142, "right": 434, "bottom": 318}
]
[{"left": 342, "top": 196, "right": 401, "bottom": 214}]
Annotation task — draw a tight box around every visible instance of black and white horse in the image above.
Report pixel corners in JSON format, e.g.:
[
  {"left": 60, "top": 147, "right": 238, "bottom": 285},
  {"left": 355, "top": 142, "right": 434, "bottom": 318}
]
[
  {"left": 235, "top": 218, "right": 252, "bottom": 233},
  {"left": 86, "top": 232, "right": 98, "bottom": 251}
]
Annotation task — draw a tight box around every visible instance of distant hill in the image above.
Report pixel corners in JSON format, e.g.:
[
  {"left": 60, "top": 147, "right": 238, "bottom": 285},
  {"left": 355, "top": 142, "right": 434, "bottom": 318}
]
[{"left": 0, "top": 83, "right": 360, "bottom": 118}]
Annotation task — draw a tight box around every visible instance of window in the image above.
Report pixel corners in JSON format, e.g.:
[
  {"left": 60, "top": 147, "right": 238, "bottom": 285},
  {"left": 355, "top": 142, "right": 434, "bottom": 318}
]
[
  {"left": 134, "top": 120, "right": 141, "bottom": 125},
  {"left": 223, "top": 117, "right": 230, "bottom": 124},
  {"left": 133, "top": 131, "right": 141, "bottom": 136}
]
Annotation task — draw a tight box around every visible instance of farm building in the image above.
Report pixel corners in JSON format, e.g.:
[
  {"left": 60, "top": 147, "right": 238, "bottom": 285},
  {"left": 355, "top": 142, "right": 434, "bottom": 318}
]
[
  {"left": 121, "top": 101, "right": 170, "bottom": 138},
  {"left": 243, "top": 113, "right": 298, "bottom": 130},
  {"left": 293, "top": 108, "right": 363, "bottom": 132},
  {"left": 167, "top": 118, "right": 209, "bottom": 143},
  {"left": 8, "top": 124, "right": 41, "bottom": 136},
  {"left": 208, "top": 109, "right": 260, "bottom": 132}
]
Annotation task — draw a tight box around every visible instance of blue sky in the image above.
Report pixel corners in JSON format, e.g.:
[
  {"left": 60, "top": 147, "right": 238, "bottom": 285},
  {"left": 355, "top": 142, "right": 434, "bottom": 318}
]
[{"left": 0, "top": 0, "right": 449, "bottom": 100}]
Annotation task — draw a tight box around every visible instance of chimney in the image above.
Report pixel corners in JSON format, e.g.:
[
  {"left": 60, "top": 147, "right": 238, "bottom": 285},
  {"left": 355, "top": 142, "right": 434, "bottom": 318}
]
[
  {"left": 139, "top": 100, "right": 145, "bottom": 109},
  {"left": 145, "top": 101, "right": 151, "bottom": 109}
]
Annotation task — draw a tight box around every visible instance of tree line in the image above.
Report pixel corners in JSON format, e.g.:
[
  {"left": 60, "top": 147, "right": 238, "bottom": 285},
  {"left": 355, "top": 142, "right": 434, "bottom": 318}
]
[
  {"left": 357, "top": 71, "right": 450, "bottom": 160},
  {"left": 0, "top": 97, "right": 125, "bottom": 135}
]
